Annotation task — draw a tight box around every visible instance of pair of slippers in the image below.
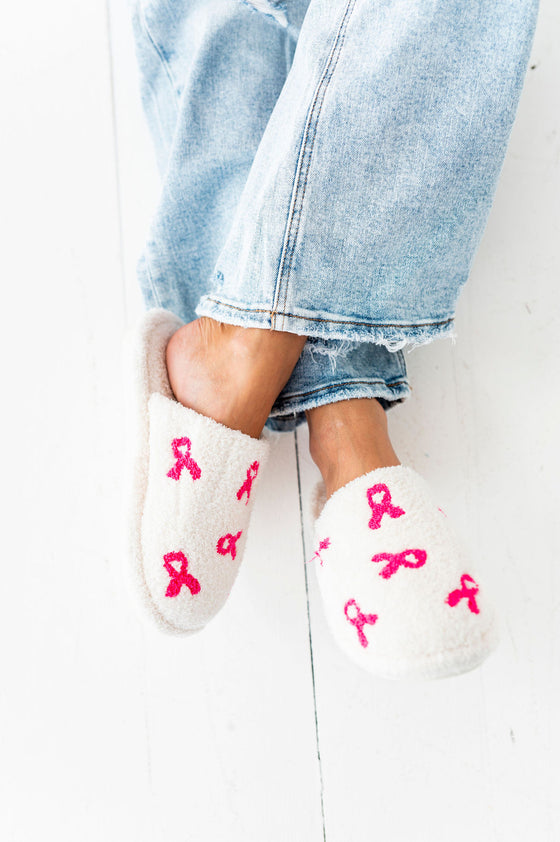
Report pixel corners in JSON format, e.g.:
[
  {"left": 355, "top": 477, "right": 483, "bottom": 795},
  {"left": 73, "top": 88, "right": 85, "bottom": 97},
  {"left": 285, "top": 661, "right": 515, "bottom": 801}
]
[{"left": 123, "top": 308, "right": 499, "bottom": 679}]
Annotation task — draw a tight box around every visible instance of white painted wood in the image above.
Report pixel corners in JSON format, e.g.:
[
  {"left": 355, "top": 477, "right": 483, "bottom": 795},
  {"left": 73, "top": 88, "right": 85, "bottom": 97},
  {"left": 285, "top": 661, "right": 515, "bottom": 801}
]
[
  {"left": 297, "top": 4, "right": 560, "bottom": 840},
  {"left": 1, "top": 0, "right": 558, "bottom": 839},
  {"left": 106, "top": 0, "right": 158, "bottom": 314},
  {"left": 0, "top": 1, "right": 137, "bottom": 838}
]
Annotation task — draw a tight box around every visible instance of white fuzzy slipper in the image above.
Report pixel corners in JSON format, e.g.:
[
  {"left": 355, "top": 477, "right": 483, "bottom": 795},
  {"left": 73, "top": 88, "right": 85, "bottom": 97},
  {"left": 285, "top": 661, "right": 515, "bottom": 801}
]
[
  {"left": 123, "top": 308, "right": 271, "bottom": 634},
  {"left": 308, "top": 466, "right": 500, "bottom": 680}
]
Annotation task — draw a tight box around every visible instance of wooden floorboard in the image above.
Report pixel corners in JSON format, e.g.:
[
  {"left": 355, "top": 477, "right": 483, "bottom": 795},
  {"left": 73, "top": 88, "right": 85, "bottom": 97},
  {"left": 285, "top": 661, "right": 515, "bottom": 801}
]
[{"left": 0, "top": 0, "right": 557, "bottom": 839}]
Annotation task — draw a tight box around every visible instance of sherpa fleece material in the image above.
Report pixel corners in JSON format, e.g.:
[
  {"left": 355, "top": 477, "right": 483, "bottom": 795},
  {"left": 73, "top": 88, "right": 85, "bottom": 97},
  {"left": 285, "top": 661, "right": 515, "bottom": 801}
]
[
  {"left": 124, "top": 308, "right": 270, "bottom": 634},
  {"left": 309, "top": 466, "right": 500, "bottom": 680}
]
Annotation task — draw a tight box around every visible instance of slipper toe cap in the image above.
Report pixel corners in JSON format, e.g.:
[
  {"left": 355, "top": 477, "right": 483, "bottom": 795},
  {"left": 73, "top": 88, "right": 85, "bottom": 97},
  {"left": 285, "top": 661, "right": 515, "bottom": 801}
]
[{"left": 311, "top": 465, "right": 500, "bottom": 680}]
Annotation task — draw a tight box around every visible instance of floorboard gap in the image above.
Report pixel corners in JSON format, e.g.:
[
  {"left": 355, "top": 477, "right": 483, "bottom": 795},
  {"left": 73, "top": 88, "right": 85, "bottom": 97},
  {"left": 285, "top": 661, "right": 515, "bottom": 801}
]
[{"left": 294, "top": 426, "right": 327, "bottom": 842}]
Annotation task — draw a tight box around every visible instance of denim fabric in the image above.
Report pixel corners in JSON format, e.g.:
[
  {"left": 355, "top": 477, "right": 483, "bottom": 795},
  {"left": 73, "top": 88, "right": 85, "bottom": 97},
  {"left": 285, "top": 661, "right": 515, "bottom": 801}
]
[{"left": 131, "top": 0, "right": 538, "bottom": 432}]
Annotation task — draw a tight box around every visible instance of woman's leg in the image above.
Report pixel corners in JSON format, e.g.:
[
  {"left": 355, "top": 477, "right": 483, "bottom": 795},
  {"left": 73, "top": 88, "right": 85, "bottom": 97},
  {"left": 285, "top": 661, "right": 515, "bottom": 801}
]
[
  {"left": 193, "top": 0, "right": 539, "bottom": 434},
  {"left": 132, "top": 0, "right": 539, "bottom": 490},
  {"left": 130, "top": 0, "right": 308, "bottom": 319},
  {"left": 131, "top": 0, "right": 315, "bottom": 436},
  {"left": 128, "top": 0, "right": 526, "bottom": 671},
  {"left": 130, "top": 0, "right": 411, "bottom": 442},
  {"left": 307, "top": 397, "right": 401, "bottom": 499}
]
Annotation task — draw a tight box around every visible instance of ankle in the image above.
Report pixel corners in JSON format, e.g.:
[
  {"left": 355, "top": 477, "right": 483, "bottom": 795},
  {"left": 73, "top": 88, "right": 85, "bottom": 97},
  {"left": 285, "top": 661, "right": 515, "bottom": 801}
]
[
  {"left": 306, "top": 396, "right": 394, "bottom": 460},
  {"left": 199, "top": 316, "right": 304, "bottom": 360},
  {"left": 306, "top": 398, "right": 401, "bottom": 498},
  {"left": 165, "top": 317, "right": 307, "bottom": 439}
]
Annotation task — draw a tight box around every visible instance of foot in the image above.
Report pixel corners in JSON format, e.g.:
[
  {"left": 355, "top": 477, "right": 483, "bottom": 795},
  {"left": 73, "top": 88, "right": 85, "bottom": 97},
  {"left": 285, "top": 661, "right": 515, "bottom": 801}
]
[
  {"left": 306, "top": 397, "right": 401, "bottom": 500},
  {"left": 311, "top": 461, "right": 499, "bottom": 680},
  {"left": 166, "top": 317, "right": 307, "bottom": 439}
]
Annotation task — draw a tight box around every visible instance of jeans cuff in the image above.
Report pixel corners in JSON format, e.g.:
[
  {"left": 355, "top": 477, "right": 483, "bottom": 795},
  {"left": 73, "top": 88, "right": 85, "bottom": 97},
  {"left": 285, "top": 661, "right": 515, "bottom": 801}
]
[
  {"left": 264, "top": 377, "right": 411, "bottom": 433},
  {"left": 195, "top": 293, "right": 456, "bottom": 353}
]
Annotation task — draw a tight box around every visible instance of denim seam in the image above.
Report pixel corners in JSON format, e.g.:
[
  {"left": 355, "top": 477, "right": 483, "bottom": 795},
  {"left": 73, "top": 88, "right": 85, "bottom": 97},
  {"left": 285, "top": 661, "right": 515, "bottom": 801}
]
[
  {"left": 143, "top": 250, "right": 162, "bottom": 308},
  {"left": 271, "top": 0, "right": 358, "bottom": 329},
  {"left": 138, "top": 2, "right": 180, "bottom": 100},
  {"left": 202, "top": 295, "right": 454, "bottom": 330},
  {"left": 142, "top": 75, "right": 173, "bottom": 163},
  {"left": 395, "top": 348, "right": 407, "bottom": 377}
]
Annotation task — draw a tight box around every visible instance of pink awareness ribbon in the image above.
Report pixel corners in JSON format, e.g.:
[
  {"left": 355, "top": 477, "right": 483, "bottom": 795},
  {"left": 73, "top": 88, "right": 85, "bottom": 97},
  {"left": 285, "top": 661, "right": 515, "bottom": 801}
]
[
  {"left": 371, "top": 548, "right": 427, "bottom": 579},
  {"left": 366, "top": 483, "right": 405, "bottom": 530},
  {"left": 344, "top": 599, "right": 378, "bottom": 648},
  {"left": 167, "top": 437, "right": 202, "bottom": 482},
  {"left": 308, "top": 537, "right": 330, "bottom": 566},
  {"left": 236, "top": 461, "right": 260, "bottom": 504},
  {"left": 163, "top": 551, "right": 201, "bottom": 598},
  {"left": 446, "top": 574, "right": 480, "bottom": 614},
  {"left": 216, "top": 530, "right": 242, "bottom": 560}
]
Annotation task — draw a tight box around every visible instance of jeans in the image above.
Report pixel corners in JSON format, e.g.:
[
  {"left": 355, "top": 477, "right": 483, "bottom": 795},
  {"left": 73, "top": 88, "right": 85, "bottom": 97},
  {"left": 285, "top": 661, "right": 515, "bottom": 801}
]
[{"left": 131, "top": 0, "right": 539, "bottom": 432}]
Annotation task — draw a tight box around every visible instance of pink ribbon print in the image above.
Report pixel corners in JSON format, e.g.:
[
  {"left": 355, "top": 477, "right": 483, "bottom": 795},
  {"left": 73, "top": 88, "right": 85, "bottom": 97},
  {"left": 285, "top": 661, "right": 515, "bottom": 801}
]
[
  {"left": 236, "top": 461, "right": 260, "bottom": 505},
  {"left": 308, "top": 537, "right": 330, "bottom": 566},
  {"left": 167, "top": 437, "right": 202, "bottom": 482},
  {"left": 216, "top": 530, "right": 242, "bottom": 561},
  {"left": 366, "top": 483, "right": 405, "bottom": 530},
  {"left": 344, "top": 599, "right": 378, "bottom": 648},
  {"left": 163, "top": 551, "right": 201, "bottom": 598},
  {"left": 371, "top": 548, "right": 427, "bottom": 579},
  {"left": 446, "top": 574, "right": 480, "bottom": 614}
]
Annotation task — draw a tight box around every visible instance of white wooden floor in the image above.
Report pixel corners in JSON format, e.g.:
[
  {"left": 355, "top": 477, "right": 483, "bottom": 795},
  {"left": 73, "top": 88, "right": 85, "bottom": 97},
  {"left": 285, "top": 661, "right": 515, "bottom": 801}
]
[{"left": 1, "top": 2, "right": 559, "bottom": 839}]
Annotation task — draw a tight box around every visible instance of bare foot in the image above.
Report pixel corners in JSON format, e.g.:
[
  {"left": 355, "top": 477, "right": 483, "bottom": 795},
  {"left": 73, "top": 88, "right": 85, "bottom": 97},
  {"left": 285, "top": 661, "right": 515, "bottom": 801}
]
[
  {"left": 306, "top": 397, "right": 401, "bottom": 500},
  {"left": 165, "top": 317, "right": 307, "bottom": 439}
]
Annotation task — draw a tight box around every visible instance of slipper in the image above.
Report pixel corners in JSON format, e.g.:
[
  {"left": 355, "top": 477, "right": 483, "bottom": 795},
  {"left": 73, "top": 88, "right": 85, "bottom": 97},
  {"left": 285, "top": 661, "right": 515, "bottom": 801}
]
[
  {"left": 308, "top": 465, "right": 500, "bottom": 680},
  {"left": 123, "top": 308, "right": 271, "bottom": 634}
]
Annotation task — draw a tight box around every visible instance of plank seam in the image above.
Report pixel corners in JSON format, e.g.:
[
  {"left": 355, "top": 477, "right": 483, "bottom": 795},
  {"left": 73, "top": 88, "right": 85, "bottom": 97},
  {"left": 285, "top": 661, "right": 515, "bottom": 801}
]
[{"left": 294, "top": 426, "right": 327, "bottom": 842}]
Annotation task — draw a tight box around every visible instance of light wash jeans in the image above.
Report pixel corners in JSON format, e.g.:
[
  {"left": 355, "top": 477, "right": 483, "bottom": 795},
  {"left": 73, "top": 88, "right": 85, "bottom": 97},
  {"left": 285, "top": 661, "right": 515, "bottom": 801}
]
[{"left": 131, "top": 0, "right": 539, "bottom": 432}]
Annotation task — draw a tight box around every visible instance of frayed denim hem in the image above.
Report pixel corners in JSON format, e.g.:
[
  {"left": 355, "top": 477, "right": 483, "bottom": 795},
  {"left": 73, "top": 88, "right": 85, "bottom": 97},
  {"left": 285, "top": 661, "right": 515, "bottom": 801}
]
[
  {"left": 195, "top": 293, "right": 457, "bottom": 354},
  {"left": 264, "top": 377, "right": 411, "bottom": 433}
]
